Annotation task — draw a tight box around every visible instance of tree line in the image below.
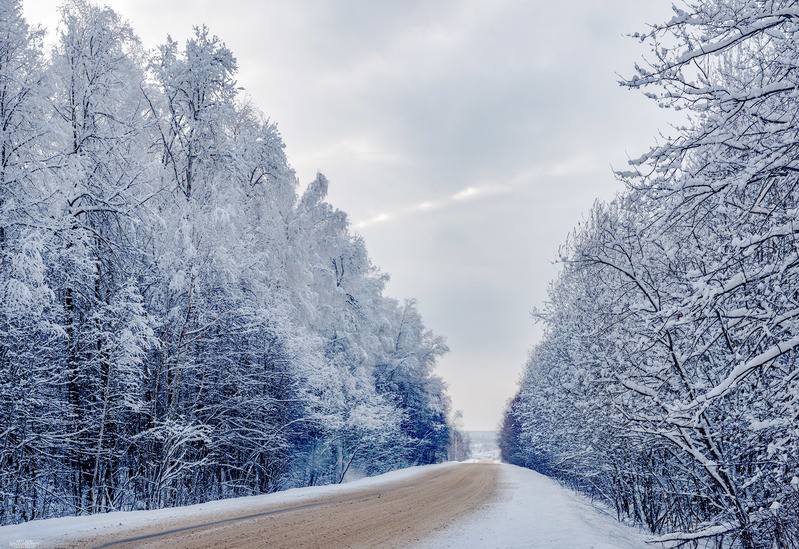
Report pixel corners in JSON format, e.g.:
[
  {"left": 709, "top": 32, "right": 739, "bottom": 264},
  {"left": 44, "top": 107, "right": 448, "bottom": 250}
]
[
  {"left": 0, "top": 0, "right": 463, "bottom": 525},
  {"left": 501, "top": 1, "right": 799, "bottom": 547}
]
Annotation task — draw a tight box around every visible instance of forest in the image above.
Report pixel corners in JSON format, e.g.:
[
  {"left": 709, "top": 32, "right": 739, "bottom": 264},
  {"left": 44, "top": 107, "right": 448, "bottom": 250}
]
[
  {"left": 0, "top": 0, "right": 463, "bottom": 525},
  {"left": 501, "top": 1, "right": 799, "bottom": 547}
]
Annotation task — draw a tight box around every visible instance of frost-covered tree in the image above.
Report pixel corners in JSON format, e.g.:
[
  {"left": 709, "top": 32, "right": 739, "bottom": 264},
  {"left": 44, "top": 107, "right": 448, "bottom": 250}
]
[
  {"left": 506, "top": 1, "right": 799, "bottom": 547},
  {"left": 375, "top": 299, "right": 451, "bottom": 465},
  {"left": 621, "top": 2, "right": 799, "bottom": 544},
  {"left": 152, "top": 25, "right": 236, "bottom": 201},
  {"left": 0, "top": 0, "right": 61, "bottom": 523},
  {"left": 46, "top": 0, "right": 156, "bottom": 514},
  {"left": 1, "top": 1, "right": 452, "bottom": 526}
]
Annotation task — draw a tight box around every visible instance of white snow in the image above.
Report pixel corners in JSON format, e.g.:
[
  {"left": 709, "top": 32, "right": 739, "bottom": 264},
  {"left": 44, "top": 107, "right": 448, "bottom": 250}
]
[
  {"left": 417, "top": 463, "right": 650, "bottom": 549},
  {"left": 0, "top": 462, "right": 651, "bottom": 549}
]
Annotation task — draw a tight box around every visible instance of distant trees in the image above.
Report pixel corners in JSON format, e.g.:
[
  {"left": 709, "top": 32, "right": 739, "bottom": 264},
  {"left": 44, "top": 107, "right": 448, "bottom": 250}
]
[
  {"left": 446, "top": 411, "right": 472, "bottom": 462},
  {"left": 0, "top": 0, "right": 454, "bottom": 525},
  {"left": 504, "top": 1, "right": 799, "bottom": 547}
]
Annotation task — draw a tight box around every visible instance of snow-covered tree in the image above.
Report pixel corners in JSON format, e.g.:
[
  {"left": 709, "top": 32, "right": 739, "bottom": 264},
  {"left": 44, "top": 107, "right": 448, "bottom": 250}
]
[
  {"left": 0, "top": 0, "right": 63, "bottom": 523},
  {"left": 507, "top": 2, "right": 799, "bottom": 546},
  {"left": 0, "top": 1, "right": 451, "bottom": 525},
  {"left": 46, "top": 0, "right": 156, "bottom": 514}
]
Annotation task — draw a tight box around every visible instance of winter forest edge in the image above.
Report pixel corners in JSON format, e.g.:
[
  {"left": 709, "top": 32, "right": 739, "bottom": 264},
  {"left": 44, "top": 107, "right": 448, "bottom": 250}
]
[
  {"left": 0, "top": 0, "right": 470, "bottom": 525},
  {"left": 5, "top": 0, "right": 799, "bottom": 547},
  {"left": 500, "top": 2, "right": 799, "bottom": 548}
]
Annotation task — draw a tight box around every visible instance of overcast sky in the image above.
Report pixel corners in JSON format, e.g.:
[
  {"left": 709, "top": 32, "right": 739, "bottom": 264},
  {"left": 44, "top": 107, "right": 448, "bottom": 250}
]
[{"left": 24, "top": 0, "right": 675, "bottom": 430}]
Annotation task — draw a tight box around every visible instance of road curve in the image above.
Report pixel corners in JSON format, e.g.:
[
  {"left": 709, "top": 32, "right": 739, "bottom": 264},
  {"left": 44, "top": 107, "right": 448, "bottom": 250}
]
[{"left": 66, "top": 463, "right": 499, "bottom": 549}]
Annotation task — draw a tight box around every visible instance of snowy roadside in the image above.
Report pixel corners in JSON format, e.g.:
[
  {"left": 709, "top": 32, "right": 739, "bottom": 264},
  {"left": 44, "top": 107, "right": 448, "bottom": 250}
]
[
  {"left": 0, "top": 462, "right": 458, "bottom": 549},
  {"left": 1, "top": 462, "right": 653, "bottom": 549},
  {"left": 415, "top": 462, "right": 651, "bottom": 549}
]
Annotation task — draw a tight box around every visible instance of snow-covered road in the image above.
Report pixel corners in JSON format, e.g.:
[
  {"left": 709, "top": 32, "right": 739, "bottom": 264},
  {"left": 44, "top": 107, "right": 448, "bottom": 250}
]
[
  {"left": 419, "top": 462, "right": 649, "bottom": 548},
  {"left": 0, "top": 462, "right": 650, "bottom": 548}
]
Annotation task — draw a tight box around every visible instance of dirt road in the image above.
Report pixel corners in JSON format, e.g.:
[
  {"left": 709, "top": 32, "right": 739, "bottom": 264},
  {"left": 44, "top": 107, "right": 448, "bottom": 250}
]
[{"left": 65, "top": 463, "right": 499, "bottom": 549}]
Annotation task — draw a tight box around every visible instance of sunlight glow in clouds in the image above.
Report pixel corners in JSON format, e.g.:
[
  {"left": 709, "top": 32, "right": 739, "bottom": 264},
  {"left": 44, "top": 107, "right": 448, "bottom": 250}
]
[
  {"left": 415, "top": 201, "right": 438, "bottom": 211},
  {"left": 354, "top": 182, "right": 512, "bottom": 229},
  {"left": 351, "top": 158, "right": 595, "bottom": 231},
  {"left": 355, "top": 212, "right": 394, "bottom": 229}
]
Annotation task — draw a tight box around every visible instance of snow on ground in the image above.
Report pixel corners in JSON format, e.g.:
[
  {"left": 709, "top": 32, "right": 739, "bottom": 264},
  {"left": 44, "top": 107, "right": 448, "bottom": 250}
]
[{"left": 417, "top": 462, "right": 650, "bottom": 549}]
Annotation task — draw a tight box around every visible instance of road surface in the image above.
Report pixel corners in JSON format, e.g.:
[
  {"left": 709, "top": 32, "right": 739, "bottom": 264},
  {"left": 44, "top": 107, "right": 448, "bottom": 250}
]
[{"left": 65, "top": 463, "right": 499, "bottom": 549}]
